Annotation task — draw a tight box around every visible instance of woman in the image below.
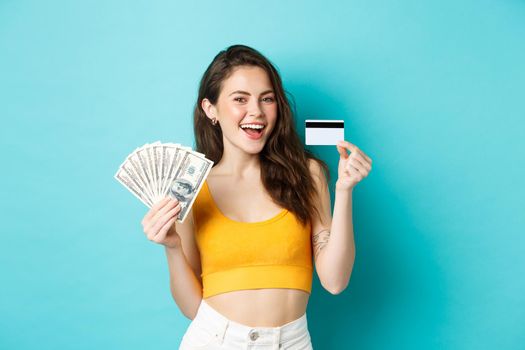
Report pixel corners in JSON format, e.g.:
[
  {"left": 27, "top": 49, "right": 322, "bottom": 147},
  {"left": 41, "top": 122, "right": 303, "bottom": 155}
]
[{"left": 141, "top": 45, "right": 372, "bottom": 349}]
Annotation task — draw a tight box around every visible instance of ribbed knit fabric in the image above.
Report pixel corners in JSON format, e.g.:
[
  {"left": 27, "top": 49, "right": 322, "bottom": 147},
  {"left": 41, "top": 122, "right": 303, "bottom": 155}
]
[{"left": 193, "top": 180, "right": 313, "bottom": 298}]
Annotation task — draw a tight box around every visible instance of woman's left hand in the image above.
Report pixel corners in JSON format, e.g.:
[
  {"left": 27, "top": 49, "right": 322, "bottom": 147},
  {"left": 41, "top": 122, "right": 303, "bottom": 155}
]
[{"left": 335, "top": 140, "right": 372, "bottom": 192}]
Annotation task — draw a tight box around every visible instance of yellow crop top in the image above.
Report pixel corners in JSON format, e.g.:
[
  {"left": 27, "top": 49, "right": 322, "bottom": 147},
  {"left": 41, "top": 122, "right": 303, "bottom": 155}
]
[{"left": 192, "top": 180, "right": 313, "bottom": 298}]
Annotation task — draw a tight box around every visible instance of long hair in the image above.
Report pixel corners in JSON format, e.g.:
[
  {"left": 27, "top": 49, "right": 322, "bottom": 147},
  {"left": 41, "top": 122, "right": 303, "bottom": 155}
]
[{"left": 193, "top": 44, "right": 330, "bottom": 227}]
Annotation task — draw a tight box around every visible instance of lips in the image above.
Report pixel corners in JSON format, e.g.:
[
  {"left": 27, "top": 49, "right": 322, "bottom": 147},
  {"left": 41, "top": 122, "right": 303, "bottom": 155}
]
[{"left": 239, "top": 124, "right": 265, "bottom": 140}]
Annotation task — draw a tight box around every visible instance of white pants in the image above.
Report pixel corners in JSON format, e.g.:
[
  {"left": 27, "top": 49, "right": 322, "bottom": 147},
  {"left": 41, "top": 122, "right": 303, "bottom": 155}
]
[{"left": 179, "top": 299, "right": 313, "bottom": 349}]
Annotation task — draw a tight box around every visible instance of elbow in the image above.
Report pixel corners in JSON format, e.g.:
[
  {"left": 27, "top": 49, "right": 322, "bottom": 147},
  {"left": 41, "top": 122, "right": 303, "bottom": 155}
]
[
  {"left": 184, "top": 311, "right": 196, "bottom": 321},
  {"left": 185, "top": 296, "right": 203, "bottom": 321},
  {"left": 327, "top": 283, "right": 347, "bottom": 295},
  {"left": 320, "top": 253, "right": 355, "bottom": 295},
  {"left": 322, "top": 279, "right": 347, "bottom": 295},
  {"left": 181, "top": 305, "right": 198, "bottom": 321},
  {"left": 170, "top": 292, "right": 201, "bottom": 321},
  {"left": 329, "top": 256, "right": 355, "bottom": 295},
  {"left": 324, "top": 272, "right": 352, "bottom": 295}
]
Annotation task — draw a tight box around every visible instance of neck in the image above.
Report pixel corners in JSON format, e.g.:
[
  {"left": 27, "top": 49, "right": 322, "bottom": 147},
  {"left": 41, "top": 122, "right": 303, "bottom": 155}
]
[{"left": 214, "top": 138, "right": 262, "bottom": 180}]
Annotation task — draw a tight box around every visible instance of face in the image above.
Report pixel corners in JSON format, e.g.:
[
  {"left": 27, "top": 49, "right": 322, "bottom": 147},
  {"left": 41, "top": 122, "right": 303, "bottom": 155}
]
[
  {"left": 202, "top": 65, "right": 278, "bottom": 154},
  {"left": 170, "top": 180, "right": 192, "bottom": 200}
]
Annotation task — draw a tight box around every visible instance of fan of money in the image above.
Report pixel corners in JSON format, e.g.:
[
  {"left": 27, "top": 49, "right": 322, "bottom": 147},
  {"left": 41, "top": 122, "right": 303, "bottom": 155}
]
[{"left": 114, "top": 141, "right": 214, "bottom": 223}]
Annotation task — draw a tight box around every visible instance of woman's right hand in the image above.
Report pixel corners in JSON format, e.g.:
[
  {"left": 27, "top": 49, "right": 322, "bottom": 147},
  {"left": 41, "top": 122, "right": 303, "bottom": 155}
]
[{"left": 141, "top": 197, "right": 182, "bottom": 249}]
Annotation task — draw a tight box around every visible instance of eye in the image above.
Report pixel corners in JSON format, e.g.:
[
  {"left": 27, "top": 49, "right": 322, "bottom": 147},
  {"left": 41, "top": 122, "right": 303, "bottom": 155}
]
[
  {"left": 262, "top": 96, "right": 275, "bottom": 103},
  {"left": 234, "top": 97, "right": 246, "bottom": 103}
]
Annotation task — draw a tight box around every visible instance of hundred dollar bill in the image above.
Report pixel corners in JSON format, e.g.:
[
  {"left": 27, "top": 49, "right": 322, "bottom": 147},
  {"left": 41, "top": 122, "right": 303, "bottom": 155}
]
[
  {"left": 117, "top": 156, "right": 154, "bottom": 205},
  {"left": 137, "top": 142, "right": 161, "bottom": 203},
  {"left": 190, "top": 148, "right": 206, "bottom": 158},
  {"left": 126, "top": 147, "right": 157, "bottom": 202},
  {"left": 158, "top": 144, "right": 170, "bottom": 197},
  {"left": 135, "top": 146, "right": 156, "bottom": 202},
  {"left": 159, "top": 143, "right": 181, "bottom": 197},
  {"left": 162, "top": 144, "right": 202, "bottom": 194},
  {"left": 114, "top": 167, "right": 153, "bottom": 207},
  {"left": 153, "top": 144, "right": 163, "bottom": 197},
  {"left": 161, "top": 146, "right": 208, "bottom": 198},
  {"left": 167, "top": 151, "right": 214, "bottom": 223},
  {"left": 147, "top": 141, "right": 162, "bottom": 202},
  {"left": 115, "top": 141, "right": 213, "bottom": 215}
]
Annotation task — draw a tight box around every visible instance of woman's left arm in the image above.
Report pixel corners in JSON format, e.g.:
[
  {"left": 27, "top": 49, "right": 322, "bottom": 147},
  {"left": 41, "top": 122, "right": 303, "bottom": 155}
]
[{"left": 311, "top": 140, "right": 372, "bottom": 294}]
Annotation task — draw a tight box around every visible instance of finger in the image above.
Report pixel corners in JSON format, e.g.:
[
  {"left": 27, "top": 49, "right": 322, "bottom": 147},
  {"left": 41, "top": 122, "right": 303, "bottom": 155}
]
[
  {"left": 151, "top": 205, "right": 181, "bottom": 238},
  {"left": 148, "top": 205, "right": 181, "bottom": 239},
  {"left": 145, "top": 199, "right": 179, "bottom": 231},
  {"left": 152, "top": 196, "right": 172, "bottom": 212},
  {"left": 336, "top": 145, "right": 349, "bottom": 159},
  {"left": 363, "top": 152, "right": 372, "bottom": 163},
  {"left": 338, "top": 140, "right": 372, "bottom": 163},
  {"left": 337, "top": 140, "right": 357, "bottom": 152},
  {"left": 152, "top": 216, "right": 178, "bottom": 243},
  {"left": 345, "top": 161, "right": 361, "bottom": 175},
  {"left": 151, "top": 199, "right": 179, "bottom": 223},
  {"left": 352, "top": 153, "right": 372, "bottom": 171},
  {"left": 142, "top": 197, "right": 171, "bottom": 224},
  {"left": 143, "top": 199, "right": 176, "bottom": 232},
  {"left": 356, "top": 149, "right": 372, "bottom": 164},
  {"left": 346, "top": 158, "right": 368, "bottom": 177}
]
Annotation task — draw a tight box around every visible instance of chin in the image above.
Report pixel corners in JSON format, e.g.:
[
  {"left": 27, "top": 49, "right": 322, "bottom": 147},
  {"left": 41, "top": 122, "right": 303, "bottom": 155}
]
[
  {"left": 242, "top": 143, "right": 265, "bottom": 155},
  {"left": 238, "top": 131, "right": 269, "bottom": 152}
]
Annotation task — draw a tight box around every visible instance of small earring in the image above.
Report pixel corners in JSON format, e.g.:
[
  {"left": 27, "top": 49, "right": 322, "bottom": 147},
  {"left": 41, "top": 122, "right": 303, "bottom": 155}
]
[{"left": 211, "top": 117, "right": 217, "bottom": 125}]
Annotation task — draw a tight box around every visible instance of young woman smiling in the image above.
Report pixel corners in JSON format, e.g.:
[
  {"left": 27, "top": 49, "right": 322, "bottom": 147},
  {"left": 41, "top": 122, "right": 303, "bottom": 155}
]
[{"left": 141, "top": 45, "right": 372, "bottom": 349}]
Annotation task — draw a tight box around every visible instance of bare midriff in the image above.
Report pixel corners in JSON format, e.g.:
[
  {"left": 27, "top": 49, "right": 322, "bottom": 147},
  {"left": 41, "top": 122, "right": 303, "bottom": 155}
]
[{"left": 204, "top": 288, "right": 310, "bottom": 327}]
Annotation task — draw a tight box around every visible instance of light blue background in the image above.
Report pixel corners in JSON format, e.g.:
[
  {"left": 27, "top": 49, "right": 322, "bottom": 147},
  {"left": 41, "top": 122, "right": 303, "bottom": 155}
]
[{"left": 1, "top": 1, "right": 524, "bottom": 349}]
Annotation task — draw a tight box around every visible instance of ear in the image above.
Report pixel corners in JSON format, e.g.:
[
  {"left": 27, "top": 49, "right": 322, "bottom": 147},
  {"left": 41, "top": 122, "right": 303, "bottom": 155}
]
[{"left": 201, "top": 98, "right": 218, "bottom": 122}]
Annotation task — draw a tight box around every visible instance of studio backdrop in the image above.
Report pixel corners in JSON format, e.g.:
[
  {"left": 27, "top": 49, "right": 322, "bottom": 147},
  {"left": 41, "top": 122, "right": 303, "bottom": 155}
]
[{"left": 1, "top": 1, "right": 524, "bottom": 349}]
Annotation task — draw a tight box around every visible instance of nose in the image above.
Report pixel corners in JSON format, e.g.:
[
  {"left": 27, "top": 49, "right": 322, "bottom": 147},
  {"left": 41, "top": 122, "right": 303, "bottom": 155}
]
[{"left": 247, "top": 99, "right": 264, "bottom": 117}]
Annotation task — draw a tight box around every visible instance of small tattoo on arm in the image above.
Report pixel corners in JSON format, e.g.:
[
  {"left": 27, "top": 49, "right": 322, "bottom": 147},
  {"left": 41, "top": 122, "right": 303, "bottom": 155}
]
[{"left": 313, "top": 229, "right": 330, "bottom": 259}]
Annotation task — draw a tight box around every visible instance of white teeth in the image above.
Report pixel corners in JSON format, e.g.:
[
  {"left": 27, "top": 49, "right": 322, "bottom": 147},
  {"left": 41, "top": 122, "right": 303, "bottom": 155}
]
[{"left": 240, "top": 124, "right": 265, "bottom": 129}]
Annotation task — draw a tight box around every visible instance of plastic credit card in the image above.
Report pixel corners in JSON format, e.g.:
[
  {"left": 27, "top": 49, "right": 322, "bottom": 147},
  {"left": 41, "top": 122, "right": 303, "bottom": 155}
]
[{"left": 305, "top": 119, "right": 344, "bottom": 145}]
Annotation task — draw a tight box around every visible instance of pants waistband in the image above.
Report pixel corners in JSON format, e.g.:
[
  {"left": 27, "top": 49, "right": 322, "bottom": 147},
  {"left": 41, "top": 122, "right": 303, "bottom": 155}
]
[{"left": 195, "top": 298, "right": 309, "bottom": 345}]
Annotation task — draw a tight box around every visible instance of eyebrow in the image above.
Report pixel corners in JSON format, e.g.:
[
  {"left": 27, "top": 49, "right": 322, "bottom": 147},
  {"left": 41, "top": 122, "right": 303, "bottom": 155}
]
[{"left": 228, "top": 89, "right": 274, "bottom": 96}]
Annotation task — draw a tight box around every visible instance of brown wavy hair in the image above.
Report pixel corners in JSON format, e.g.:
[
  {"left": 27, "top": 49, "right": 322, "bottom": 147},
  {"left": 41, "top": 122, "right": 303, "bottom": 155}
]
[{"left": 193, "top": 44, "right": 330, "bottom": 227}]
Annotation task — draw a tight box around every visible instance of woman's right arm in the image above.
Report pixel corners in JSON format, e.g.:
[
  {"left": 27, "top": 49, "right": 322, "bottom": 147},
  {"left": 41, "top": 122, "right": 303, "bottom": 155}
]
[{"left": 142, "top": 197, "right": 203, "bottom": 320}]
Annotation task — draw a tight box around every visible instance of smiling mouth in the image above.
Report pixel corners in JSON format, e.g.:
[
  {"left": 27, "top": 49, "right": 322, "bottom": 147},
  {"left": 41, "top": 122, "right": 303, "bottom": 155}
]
[
  {"left": 239, "top": 124, "right": 266, "bottom": 138},
  {"left": 240, "top": 123, "right": 265, "bottom": 130}
]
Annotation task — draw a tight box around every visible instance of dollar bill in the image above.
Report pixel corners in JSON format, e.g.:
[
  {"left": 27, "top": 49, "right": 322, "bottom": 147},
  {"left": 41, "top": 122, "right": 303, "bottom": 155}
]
[
  {"left": 159, "top": 144, "right": 169, "bottom": 197},
  {"left": 126, "top": 147, "right": 157, "bottom": 203},
  {"left": 114, "top": 167, "right": 153, "bottom": 207},
  {"left": 137, "top": 143, "right": 160, "bottom": 203},
  {"left": 166, "top": 151, "right": 213, "bottom": 223},
  {"left": 115, "top": 141, "right": 213, "bottom": 217},
  {"left": 159, "top": 143, "right": 181, "bottom": 197}
]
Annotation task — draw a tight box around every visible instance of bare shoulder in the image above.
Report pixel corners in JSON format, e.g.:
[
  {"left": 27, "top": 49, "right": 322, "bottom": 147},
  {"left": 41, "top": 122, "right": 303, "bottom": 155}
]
[
  {"left": 174, "top": 207, "right": 202, "bottom": 283},
  {"left": 308, "top": 158, "right": 329, "bottom": 192},
  {"left": 308, "top": 158, "right": 323, "bottom": 179}
]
